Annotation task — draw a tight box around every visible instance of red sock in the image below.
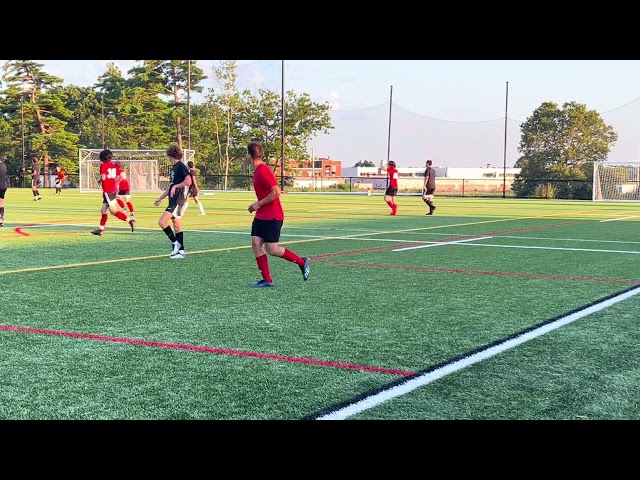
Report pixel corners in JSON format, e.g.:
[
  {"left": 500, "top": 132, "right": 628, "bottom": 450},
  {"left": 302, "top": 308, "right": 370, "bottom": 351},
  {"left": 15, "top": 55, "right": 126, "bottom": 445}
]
[
  {"left": 117, "top": 199, "right": 125, "bottom": 209},
  {"left": 127, "top": 202, "right": 134, "bottom": 213},
  {"left": 256, "top": 254, "right": 272, "bottom": 282},
  {"left": 281, "top": 248, "right": 304, "bottom": 267},
  {"left": 115, "top": 211, "right": 128, "bottom": 222},
  {"left": 386, "top": 200, "right": 394, "bottom": 208},
  {"left": 100, "top": 214, "right": 108, "bottom": 227}
]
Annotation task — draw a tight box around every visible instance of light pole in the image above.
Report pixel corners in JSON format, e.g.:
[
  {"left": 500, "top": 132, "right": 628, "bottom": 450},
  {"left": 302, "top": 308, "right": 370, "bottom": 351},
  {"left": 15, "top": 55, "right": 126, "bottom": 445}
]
[{"left": 21, "top": 96, "right": 25, "bottom": 183}]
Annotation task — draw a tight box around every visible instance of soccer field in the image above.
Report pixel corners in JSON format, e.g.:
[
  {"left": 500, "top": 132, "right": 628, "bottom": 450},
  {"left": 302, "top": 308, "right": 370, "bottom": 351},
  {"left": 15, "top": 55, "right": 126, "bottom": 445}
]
[{"left": 1, "top": 188, "right": 640, "bottom": 420}]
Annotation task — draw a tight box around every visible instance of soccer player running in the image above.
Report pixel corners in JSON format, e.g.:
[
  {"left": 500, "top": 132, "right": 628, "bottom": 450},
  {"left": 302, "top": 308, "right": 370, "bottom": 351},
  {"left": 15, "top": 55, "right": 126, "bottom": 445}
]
[
  {"left": 154, "top": 145, "right": 192, "bottom": 259},
  {"left": 114, "top": 161, "right": 135, "bottom": 219},
  {"left": 31, "top": 157, "right": 41, "bottom": 201},
  {"left": 422, "top": 159, "right": 437, "bottom": 215},
  {"left": 186, "top": 160, "right": 206, "bottom": 216},
  {"left": 381, "top": 160, "right": 399, "bottom": 215},
  {"left": 0, "top": 156, "right": 9, "bottom": 226},
  {"left": 91, "top": 149, "right": 136, "bottom": 236},
  {"left": 54, "top": 165, "right": 65, "bottom": 195},
  {"left": 247, "top": 141, "right": 310, "bottom": 288}
]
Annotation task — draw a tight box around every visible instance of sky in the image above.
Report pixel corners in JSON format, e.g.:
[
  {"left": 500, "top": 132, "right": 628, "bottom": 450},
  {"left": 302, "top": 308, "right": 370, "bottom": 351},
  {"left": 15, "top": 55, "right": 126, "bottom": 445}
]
[{"left": 5, "top": 60, "right": 640, "bottom": 168}]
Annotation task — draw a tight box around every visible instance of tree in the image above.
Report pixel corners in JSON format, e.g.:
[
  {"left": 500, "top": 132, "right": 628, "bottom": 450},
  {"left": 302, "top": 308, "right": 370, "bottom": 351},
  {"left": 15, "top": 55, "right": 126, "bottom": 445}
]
[
  {"left": 512, "top": 101, "right": 618, "bottom": 199},
  {"left": 127, "top": 60, "right": 206, "bottom": 149},
  {"left": 1, "top": 60, "right": 79, "bottom": 186},
  {"left": 354, "top": 160, "right": 375, "bottom": 167}
]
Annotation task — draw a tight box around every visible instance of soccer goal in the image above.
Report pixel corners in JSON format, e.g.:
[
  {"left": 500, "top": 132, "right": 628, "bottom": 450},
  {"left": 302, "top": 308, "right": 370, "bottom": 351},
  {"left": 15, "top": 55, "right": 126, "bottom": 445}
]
[
  {"left": 593, "top": 161, "right": 640, "bottom": 201},
  {"left": 78, "top": 148, "right": 195, "bottom": 193}
]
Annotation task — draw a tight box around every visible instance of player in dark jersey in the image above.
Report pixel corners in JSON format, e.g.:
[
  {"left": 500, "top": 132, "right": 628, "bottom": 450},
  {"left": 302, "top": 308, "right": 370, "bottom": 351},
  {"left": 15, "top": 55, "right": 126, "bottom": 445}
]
[
  {"left": 154, "top": 144, "right": 192, "bottom": 259},
  {"left": 422, "top": 159, "right": 437, "bottom": 215},
  {"left": 54, "top": 166, "right": 65, "bottom": 195},
  {"left": 0, "top": 156, "right": 9, "bottom": 226},
  {"left": 114, "top": 161, "right": 135, "bottom": 219},
  {"left": 31, "top": 157, "right": 41, "bottom": 201},
  {"left": 186, "top": 160, "right": 206, "bottom": 216},
  {"left": 381, "top": 160, "right": 399, "bottom": 215},
  {"left": 247, "top": 141, "right": 310, "bottom": 287},
  {"left": 91, "top": 149, "right": 136, "bottom": 236}
]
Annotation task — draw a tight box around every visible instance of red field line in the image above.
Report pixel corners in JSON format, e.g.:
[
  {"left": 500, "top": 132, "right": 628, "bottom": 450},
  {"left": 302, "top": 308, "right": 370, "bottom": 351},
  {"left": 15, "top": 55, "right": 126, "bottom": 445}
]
[{"left": 0, "top": 324, "right": 415, "bottom": 377}]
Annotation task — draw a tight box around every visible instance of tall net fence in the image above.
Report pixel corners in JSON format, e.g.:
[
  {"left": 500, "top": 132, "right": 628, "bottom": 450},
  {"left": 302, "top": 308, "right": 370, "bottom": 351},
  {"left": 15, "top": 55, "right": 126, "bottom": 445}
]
[{"left": 195, "top": 60, "right": 640, "bottom": 170}]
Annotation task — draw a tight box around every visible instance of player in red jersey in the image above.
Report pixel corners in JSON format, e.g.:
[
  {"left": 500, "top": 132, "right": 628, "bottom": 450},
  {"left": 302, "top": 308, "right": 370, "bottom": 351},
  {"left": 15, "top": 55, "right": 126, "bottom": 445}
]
[
  {"left": 186, "top": 160, "right": 206, "bottom": 216},
  {"left": 247, "top": 141, "right": 310, "bottom": 288},
  {"left": 54, "top": 165, "right": 65, "bottom": 195},
  {"left": 114, "top": 161, "right": 135, "bottom": 219},
  {"left": 91, "top": 149, "right": 136, "bottom": 236},
  {"left": 381, "top": 160, "right": 399, "bottom": 215}
]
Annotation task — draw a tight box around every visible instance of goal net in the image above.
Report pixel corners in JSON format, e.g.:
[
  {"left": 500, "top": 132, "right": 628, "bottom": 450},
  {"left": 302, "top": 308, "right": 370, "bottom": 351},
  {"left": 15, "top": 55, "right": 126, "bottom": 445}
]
[
  {"left": 78, "top": 148, "right": 195, "bottom": 193},
  {"left": 593, "top": 161, "right": 640, "bottom": 201}
]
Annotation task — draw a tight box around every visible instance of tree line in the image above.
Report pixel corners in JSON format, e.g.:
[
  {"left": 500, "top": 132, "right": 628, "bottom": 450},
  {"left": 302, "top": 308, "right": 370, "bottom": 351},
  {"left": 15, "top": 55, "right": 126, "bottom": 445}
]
[{"left": 0, "top": 60, "right": 619, "bottom": 199}]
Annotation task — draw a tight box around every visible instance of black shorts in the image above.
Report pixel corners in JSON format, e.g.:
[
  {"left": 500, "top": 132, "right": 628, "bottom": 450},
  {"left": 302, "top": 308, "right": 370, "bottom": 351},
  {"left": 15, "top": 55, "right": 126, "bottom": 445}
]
[
  {"left": 0, "top": 188, "right": 6, "bottom": 199},
  {"left": 102, "top": 192, "right": 117, "bottom": 205},
  {"left": 166, "top": 196, "right": 188, "bottom": 218},
  {"left": 251, "top": 218, "right": 283, "bottom": 243},
  {"left": 118, "top": 190, "right": 130, "bottom": 196},
  {"left": 55, "top": 179, "right": 61, "bottom": 187},
  {"left": 424, "top": 188, "right": 435, "bottom": 195},
  {"left": 189, "top": 187, "right": 200, "bottom": 197},
  {"left": 385, "top": 186, "right": 398, "bottom": 197}
]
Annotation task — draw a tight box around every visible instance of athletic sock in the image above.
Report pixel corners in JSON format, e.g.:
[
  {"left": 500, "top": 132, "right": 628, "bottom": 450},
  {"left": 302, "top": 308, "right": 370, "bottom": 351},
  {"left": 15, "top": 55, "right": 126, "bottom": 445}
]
[
  {"left": 127, "top": 202, "right": 134, "bottom": 214},
  {"left": 386, "top": 200, "right": 394, "bottom": 208},
  {"left": 117, "top": 199, "right": 126, "bottom": 209},
  {"left": 176, "top": 231, "right": 184, "bottom": 251},
  {"left": 100, "top": 214, "right": 108, "bottom": 229},
  {"left": 281, "top": 248, "right": 304, "bottom": 267},
  {"left": 115, "top": 211, "right": 128, "bottom": 222},
  {"left": 199, "top": 203, "right": 205, "bottom": 214},
  {"left": 256, "top": 254, "right": 272, "bottom": 282},
  {"left": 163, "top": 226, "right": 176, "bottom": 243}
]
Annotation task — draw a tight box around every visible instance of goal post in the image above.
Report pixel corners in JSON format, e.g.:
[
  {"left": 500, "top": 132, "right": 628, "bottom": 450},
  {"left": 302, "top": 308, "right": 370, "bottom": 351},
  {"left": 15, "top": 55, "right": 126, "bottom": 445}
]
[
  {"left": 593, "top": 161, "right": 640, "bottom": 201},
  {"left": 78, "top": 148, "right": 195, "bottom": 193}
]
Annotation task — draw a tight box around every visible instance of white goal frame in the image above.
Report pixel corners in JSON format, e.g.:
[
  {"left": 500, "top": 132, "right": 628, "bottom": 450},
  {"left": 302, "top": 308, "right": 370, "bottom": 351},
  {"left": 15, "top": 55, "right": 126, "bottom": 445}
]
[
  {"left": 78, "top": 148, "right": 195, "bottom": 193},
  {"left": 593, "top": 161, "right": 640, "bottom": 201}
]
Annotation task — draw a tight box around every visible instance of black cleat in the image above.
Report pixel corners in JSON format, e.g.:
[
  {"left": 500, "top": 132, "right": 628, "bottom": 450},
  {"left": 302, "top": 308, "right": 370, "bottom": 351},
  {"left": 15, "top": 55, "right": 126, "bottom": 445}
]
[
  {"left": 300, "top": 257, "right": 311, "bottom": 281},
  {"left": 91, "top": 229, "right": 102, "bottom": 236},
  {"left": 129, "top": 219, "right": 136, "bottom": 232}
]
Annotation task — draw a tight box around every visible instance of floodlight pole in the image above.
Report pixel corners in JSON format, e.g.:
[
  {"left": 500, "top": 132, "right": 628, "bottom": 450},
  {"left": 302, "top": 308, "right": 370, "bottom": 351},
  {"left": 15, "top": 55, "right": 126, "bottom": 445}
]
[
  {"left": 187, "top": 60, "right": 191, "bottom": 149},
  {"left": 280, "top": 60, "right": 285, "bottom": 190},
  {"left": 387, "top": 85, "right": 393, "bottom": 166},
  {"left": 21, "top": 95, "right": 25, "bottom": 186},
  {"left": 101, "top": 94, "right": 105, "bottom": 149},
  {"left": 502, "top": 81, "right": 509, "bottom": 199}
]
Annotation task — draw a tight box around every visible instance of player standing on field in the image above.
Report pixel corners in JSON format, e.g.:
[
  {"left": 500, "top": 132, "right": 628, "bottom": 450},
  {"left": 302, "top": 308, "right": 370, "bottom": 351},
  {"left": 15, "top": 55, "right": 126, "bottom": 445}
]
[
  {"left": 54, "top": 165, "right": 65, "bottom": 195},
  {"left": 247, "top": 141, "right": 310, "bottom": 288},
  {"left": 0, "top": 156, "right": 9, "bottom": 226},
  {"left": 381, "top": 160, "right": 399, "bottom": 215},
  {"left": 31, "top": 157, "right": 41, "bottom": 201},
  {"left": 154, "top": 145, "right": 192, "bottom": 259},
  {"left": 114, "top": 161, "right": 135, "bottom": 218},
  {"left": 91, "top": 149, "right": 136, "bottom": 236},
  {"left": 422, "top": 159, "right": 437, "bottom": 215}
]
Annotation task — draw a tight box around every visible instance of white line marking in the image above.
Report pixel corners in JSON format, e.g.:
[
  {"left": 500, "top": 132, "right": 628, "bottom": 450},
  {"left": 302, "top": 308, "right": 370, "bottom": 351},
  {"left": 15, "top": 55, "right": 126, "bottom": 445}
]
[
  {"left": 460, "top": 243, "right": 640, "bottom": 254},
  {"left": 393, "top": 237, "right": 493, "bottom": 251},
  {"left": 317, "top": 286, "right": 640, "bottom": 420},
  {"left": 600, "top": 216, "right": 640, "bottom": 223}
]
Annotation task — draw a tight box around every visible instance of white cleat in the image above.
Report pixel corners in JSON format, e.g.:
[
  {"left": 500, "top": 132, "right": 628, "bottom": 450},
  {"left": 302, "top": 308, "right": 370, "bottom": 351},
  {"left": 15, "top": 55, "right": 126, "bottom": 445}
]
[
  {"left": 170, "top": 241, "right": 181, "bottom": 256},
  {"left": 169, "top": 251, "right": 185, "bottom": 259}
]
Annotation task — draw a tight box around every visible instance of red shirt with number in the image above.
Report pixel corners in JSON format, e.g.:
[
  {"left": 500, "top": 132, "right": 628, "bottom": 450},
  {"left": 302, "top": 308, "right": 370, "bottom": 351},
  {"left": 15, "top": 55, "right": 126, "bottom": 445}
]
[
  {"left": 253, "top": 163, "right": 284, "bottom": 220},
  {"left": 100, "top": 161, "right": 118, "bottom": 193}
]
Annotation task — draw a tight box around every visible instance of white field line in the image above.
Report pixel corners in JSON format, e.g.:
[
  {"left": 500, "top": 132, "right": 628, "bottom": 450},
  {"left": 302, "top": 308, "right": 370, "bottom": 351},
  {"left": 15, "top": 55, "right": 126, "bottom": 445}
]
[
  {"left": 457, "top": 243, "right": 640, "bottom": 254},
  {"left": 393, "top": 237, "right": 493, "bottom": 251},
  {"left": 317, "top": 286, "right": 640, "bottom": 420},
  {"left": 600, "top": 216, "right": 640, "bottom": 223}
]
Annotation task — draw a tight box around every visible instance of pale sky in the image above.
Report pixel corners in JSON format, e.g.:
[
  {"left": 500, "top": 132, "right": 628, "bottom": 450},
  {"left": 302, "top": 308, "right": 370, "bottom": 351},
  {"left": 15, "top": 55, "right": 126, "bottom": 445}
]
[{"left": 5, "top": 60, "right": 640, "bottom": 168}]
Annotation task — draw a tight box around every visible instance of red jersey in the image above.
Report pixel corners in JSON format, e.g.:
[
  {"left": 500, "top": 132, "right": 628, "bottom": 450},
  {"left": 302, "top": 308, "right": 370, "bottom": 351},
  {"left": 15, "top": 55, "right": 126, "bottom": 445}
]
[
  {"left": 387, "top": 166, "right": 399, "bottom": 189},
  {"left": 116, "top": 165, "right": 130, "bottom": 191},
  {"left": 253, "top": 163, "right": 284, "bottom": 220},
  {"left": 100, "top": 161, "right": 119, "bottom": 193},
  {"left": 56, "top": 170, "right": 65, "bottom": 181}
]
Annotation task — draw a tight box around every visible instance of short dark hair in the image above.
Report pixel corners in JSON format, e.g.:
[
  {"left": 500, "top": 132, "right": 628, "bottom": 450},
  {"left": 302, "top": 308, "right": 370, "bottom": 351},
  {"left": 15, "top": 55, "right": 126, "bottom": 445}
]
[
  {"left": 248, "top": 141, "right": 264, "bottom": 159},
  {"left": 426, "top": 160, "right": 433, "bottom": 166},
  {"left": 187, "top": 160, "right": 194, "bottom": 168},
  {"left": 99, "top": 149, "right": 113, "bottom": 162},
  {"left": 388, "top": 160, "right": 396, "bottom": 168},
  {"left": 166, "top": 144, "right": 183, "bottom": 160}
]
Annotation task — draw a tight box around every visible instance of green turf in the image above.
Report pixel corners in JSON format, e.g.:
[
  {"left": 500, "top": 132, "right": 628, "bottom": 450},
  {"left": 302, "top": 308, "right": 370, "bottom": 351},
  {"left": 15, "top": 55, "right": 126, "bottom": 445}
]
[{"left": 1, "top": 188, "right": 639, "bottom": 419}]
